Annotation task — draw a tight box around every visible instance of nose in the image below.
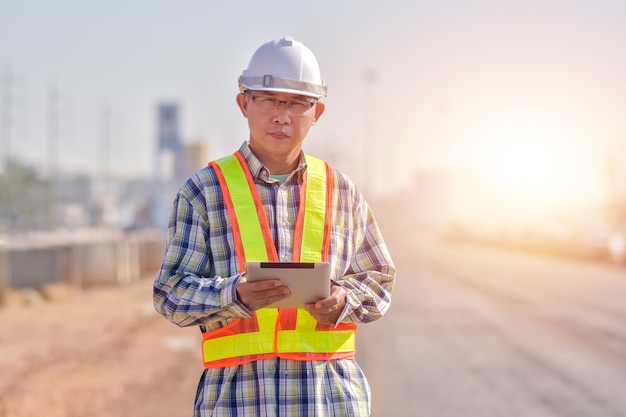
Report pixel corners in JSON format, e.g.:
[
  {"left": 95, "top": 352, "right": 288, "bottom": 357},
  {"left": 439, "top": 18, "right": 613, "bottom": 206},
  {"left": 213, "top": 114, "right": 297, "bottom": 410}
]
[{"left": 272, "top": 102, "right": 291, "bottom": 123}]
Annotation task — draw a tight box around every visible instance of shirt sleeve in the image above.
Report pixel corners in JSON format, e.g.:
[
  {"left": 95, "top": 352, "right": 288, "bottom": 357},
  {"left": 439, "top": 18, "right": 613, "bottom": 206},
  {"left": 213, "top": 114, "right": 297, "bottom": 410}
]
[
  {"left": 334, "top": 185, "right": 396, "bottom": 326},
  {"left": 152, "top": 185, "right": 252, "bottom": 328}
]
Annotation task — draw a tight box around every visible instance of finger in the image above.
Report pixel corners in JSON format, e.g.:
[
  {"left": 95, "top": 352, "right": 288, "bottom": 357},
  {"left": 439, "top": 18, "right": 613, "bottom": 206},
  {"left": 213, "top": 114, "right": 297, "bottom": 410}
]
[
  {"left": 313, "top": 313, "right": 337, "bottom": 325},
  {"left": 262, "top": 292, "right": 291, "bottom": 308},
  {"left": 255, "top": 285, "right": 290, "bottom": 300},
  {"left": 314, "top": 299, "right": 335, "bottom": 310},
  {"left": 250, "top": 287, "right": 291, "bottom": 310},
  {"left": 248, "top": 279, "right": 283, "bottom": 291},
  {"left": 266, "top": 286, "right": 291, "bottom": 298}
]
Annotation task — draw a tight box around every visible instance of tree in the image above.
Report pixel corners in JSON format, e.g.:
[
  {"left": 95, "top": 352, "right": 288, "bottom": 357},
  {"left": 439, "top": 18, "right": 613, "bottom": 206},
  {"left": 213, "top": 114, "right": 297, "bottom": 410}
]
[{"left": 0, "top": 160, "right": 52, "bottom": 233}]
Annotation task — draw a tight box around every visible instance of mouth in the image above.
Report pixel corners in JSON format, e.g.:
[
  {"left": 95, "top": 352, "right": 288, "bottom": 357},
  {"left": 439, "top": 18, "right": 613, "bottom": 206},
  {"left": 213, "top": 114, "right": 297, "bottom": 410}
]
[{"left": 268, "top": 130, "right": 290, "bottom": 140}]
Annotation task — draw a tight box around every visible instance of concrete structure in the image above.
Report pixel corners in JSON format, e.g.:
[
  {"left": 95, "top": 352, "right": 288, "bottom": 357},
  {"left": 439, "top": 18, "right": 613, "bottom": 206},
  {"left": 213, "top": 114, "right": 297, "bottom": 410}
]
[
  {"left": 0, "top": 230, "right": 165, "bottom": 306},
  {"left": 0, "top": 249, "right": 10, "bottom": 306}
]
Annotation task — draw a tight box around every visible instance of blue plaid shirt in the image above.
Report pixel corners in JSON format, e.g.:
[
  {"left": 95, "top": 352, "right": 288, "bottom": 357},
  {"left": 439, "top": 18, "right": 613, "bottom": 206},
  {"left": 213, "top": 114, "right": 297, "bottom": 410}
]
[{"left": 153, "top": 142, "right": 396, "bottom": 417}]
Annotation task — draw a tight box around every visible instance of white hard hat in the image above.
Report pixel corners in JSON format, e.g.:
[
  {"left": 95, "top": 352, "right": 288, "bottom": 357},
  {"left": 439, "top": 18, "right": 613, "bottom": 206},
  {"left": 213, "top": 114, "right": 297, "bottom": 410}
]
[{"left": 238, "top": 36, "right": 327, "bottom": 99}]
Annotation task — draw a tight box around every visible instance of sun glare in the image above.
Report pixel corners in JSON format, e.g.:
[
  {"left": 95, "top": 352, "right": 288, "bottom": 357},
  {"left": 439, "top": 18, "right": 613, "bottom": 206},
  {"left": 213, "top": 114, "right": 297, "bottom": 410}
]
[
  {"left": 476, "top": 118, "right": 571, "bottom": 201},
  {"left": 454, "top": 108, "right": 604, "bottom": 222}
]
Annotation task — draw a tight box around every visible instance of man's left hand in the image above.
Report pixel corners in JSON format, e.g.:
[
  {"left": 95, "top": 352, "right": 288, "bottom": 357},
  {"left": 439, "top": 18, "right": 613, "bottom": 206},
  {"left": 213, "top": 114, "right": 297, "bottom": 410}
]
[{"left": 303, "top": 284, "right": 346, "bottom": 325}]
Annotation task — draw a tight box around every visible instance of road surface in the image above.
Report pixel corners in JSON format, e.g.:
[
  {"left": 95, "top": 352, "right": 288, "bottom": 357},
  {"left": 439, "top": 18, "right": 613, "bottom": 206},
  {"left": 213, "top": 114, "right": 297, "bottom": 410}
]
[
  {"left": 360, "top": 218, "right": 626, "bottom": 417},
  {"left": 1, "top": 216, "right": 625, "bottom": 416}
]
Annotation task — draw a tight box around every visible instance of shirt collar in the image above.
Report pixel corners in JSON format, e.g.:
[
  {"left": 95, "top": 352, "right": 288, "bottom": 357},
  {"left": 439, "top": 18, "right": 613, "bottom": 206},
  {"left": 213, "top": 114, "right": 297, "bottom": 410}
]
[{"left": 238, "top": 141, "right": 307, "bottom": 182}]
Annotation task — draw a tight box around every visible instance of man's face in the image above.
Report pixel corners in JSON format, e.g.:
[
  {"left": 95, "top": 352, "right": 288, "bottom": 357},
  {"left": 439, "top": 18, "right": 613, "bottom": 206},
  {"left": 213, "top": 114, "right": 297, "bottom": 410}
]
[{"left": 236, "top": 90, "right": 325, "bottom": 162}]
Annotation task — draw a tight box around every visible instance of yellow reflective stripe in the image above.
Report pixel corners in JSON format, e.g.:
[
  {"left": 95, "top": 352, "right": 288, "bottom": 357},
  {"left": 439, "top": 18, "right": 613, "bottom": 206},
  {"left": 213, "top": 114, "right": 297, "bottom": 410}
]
[
  {"left": 278, "top": 329, "right": 355, "bottom": 353},
  {"left": 203, "top": 333, "right": 272, "bottom": 362},
  {"left": 301, "top": 155, "right": 326, "bottom": 263},
  {"left": 256, "top": 308, "right": 278, "bottom": 331},
  {"left": 202, "top": 309, "right": 278, "bottom": 362},
  {"left": 277, "top": 309, "right": 355, "bottom": 353},
  {"left": 214, "top": 155, "right": 267, "bottom": 262},
  {"left": 295, "top": 307, "right": 318, "bottom": 330}
]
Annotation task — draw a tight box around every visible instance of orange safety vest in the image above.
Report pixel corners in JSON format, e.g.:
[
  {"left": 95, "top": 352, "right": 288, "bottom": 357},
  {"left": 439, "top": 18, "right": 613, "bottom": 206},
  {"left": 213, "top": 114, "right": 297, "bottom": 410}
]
[{"left": 201, "top": 151, "right": 356, "bottom": 369}]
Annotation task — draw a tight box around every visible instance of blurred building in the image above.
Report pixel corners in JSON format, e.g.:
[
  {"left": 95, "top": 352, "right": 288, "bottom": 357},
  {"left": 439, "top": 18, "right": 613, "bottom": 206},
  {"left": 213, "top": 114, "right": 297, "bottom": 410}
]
[
  {"left": 155, "top": 102, "right": 212, "bottom": 182},
  {"left": 174, "top": 141, "right": 211, "bottom": 183},
  {"left": 155, "top": 102, "right": 182, "bottom": 183},
  {"left": 152, "top": 102, "right": 213, "bottom": 228},
  {"left": 157, "top": 103, "right": 182, "bottom": 153}
]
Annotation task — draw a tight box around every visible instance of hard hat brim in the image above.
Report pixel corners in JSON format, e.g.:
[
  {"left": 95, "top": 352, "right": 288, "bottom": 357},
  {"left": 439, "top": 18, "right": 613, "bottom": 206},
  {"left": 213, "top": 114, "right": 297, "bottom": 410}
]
[
  {"left": 239, "top": 75, "right": 327, "bottom": 99},
  {"left": 240, "top": 86, "right": 323, "bottom": 99}
]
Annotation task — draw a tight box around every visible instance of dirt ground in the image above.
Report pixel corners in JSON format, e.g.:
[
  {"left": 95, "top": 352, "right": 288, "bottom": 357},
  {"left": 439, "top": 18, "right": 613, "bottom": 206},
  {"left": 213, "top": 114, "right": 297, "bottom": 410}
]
[{"left": 0, "top": 277, "right": 202, "bottom": 417}]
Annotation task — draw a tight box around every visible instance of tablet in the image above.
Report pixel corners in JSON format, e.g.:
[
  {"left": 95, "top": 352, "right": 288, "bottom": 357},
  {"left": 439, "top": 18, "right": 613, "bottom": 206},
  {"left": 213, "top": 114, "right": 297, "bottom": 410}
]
[{"left": 245, "top": 261, "right": 331, "bottom": 309}]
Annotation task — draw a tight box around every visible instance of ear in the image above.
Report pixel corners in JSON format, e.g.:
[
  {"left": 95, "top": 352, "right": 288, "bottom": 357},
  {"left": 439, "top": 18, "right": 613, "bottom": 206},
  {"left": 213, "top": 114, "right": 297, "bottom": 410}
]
[
  {"left": 312, "top": 102, "right": 325, "bottom": 124},
  {"left": 236, "top": 93, "right": 249, "bottom": 117}
]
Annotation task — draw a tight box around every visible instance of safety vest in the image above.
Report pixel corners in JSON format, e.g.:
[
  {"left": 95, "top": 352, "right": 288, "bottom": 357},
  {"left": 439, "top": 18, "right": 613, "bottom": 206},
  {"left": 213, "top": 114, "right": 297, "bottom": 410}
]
[{"left": 201, "top": 151, "right": 356, "bottom": 369}]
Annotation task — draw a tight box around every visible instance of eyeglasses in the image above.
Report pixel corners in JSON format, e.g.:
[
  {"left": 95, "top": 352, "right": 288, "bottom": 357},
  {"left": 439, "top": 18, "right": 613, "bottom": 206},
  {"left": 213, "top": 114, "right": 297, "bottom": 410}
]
[{"left": 245, "top": 93, "right": 317, "bottom": 115}]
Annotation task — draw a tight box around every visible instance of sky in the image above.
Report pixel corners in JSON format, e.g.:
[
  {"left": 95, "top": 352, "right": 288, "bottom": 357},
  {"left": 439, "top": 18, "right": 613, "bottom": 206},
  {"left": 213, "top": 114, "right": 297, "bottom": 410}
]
[{"left": 1, "top": 0, "right": 626, "bottom": 206}]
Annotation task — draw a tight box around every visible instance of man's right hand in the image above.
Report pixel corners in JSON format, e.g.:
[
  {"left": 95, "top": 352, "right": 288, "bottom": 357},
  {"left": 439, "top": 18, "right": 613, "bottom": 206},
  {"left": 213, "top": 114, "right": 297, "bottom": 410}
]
[{"left": 236, "top": 277, "right": 291, "bottom": 311}]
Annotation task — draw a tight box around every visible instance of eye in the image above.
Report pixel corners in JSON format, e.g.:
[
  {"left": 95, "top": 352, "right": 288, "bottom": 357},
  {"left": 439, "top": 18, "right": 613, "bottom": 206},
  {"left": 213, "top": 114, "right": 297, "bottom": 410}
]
[
  {"left": 257, "top": 97, "right": 278, "bottom": 106},
  {"left": 288, "top": 101, "right": 310, "bottom": 112}
]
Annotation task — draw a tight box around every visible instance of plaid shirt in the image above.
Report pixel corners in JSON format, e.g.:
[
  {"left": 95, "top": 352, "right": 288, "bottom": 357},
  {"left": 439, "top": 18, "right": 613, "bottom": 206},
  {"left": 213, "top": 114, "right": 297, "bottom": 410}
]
[{"left": 153, "top": 142, "right": 396, "bottom": 417}]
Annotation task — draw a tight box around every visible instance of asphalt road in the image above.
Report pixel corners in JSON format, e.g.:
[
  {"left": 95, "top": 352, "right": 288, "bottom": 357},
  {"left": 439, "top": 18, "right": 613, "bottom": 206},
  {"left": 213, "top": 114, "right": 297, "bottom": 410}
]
[
  {"left": 2, "top": 214, "right": 625, "bottom": 417},
  {"left": 358, "top": 219, "right": 626, "bottom": 417}
]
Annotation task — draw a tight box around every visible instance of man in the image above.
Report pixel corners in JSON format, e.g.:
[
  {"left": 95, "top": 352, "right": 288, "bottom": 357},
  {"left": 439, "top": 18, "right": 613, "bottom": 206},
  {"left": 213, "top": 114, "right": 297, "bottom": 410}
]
[{"left": 153, "top": 36, "right": 396, "bottom": 417}]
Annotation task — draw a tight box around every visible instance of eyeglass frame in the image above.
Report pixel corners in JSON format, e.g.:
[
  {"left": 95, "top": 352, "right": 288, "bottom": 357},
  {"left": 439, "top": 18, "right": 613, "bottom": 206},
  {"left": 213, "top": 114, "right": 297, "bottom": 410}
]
[{"left": 244, "top": 91, "right": 318, "bottom": 115}]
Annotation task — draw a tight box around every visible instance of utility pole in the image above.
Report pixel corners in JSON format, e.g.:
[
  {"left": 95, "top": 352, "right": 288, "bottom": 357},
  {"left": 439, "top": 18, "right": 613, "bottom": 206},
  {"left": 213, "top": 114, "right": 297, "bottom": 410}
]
[
  {"left": 606, "top": 150, "right": 621, "bottom": 227},
  {"left": 362, "top": 69, "right": 377, "bottom": 198},
  {"left": 1, "top": 70, "right": 14, "bottom": 232},
  {"left": 99, "top": 103, "right": 111, "bottom": 191},
  {"left": 1, "top": 70, "right": 12, "bottom": 171},
  {"left": 47, "top": 85, "right": 60, "bottom": 178},
  {"left": 44, "top": 84, "right": 61, "bottom": 230},
  {"left": 97, "top": 102, "right": 112, "bottom": 226}
]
